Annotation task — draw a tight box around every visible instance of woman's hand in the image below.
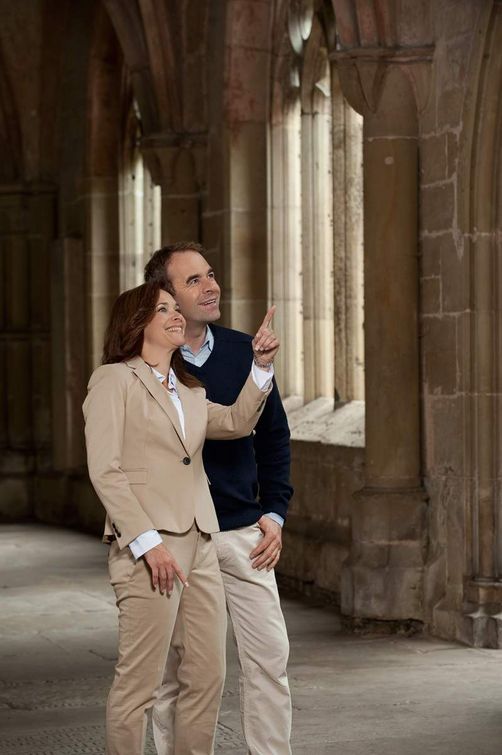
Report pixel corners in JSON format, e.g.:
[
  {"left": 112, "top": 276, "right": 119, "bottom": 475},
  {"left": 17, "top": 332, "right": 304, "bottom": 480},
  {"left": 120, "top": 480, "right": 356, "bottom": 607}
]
[
  {"left": 252, "top": 306, "right": 279, "bottom": 368},
  {"left": 144, "top": 543, "right": 189, "bottom": 594}
]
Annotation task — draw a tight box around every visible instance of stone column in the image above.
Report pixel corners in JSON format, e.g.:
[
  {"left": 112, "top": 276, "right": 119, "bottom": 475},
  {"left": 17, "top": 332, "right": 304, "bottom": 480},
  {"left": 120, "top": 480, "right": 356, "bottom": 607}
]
[
  {"left": 0, "top": 185, "right": 55, "bottom": 521},
  {"left": 339, "top": 59, "right": 429, "bottom": 623}
]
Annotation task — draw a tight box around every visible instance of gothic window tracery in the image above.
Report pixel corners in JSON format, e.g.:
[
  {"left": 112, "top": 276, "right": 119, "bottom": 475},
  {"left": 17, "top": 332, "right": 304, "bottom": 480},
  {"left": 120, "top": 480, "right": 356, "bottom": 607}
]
[{"left": 270, "top": 0, "right": 364, "bottom": 404}]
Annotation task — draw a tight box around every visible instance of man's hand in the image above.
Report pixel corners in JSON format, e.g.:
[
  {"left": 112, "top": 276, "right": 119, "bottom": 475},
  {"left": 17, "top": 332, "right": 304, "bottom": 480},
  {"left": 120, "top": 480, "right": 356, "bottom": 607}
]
[
  {"left": 144, "top": 544, "right": 189, "bottom": 594},
  {"left": 250, "top": 516, "right": 282, "bottom": 571}
]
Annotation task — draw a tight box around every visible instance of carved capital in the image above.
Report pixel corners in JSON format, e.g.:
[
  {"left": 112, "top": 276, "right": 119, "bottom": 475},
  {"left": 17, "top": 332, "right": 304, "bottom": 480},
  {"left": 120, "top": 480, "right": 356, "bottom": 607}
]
[
  {"left": 332, "top": 45, "right": 434, "bottom": 116},
  {"left": 140, "top": 132, "right": 207, "bottom": 190}
]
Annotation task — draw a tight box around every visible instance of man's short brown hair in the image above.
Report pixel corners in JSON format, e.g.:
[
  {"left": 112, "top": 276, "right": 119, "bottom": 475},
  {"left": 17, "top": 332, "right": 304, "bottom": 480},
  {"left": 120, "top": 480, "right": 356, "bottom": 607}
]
[{"left": 144, "top": 242, "right": 208, "bottom": 292}]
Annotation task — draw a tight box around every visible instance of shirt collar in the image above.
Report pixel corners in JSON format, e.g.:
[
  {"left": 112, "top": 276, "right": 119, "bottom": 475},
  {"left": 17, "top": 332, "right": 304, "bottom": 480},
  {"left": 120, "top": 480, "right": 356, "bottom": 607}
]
[
  {"left": 151, "top": 366, "right": 178, "bottom": 393},
  {"left": 180, "top": 326, "right": 214, "bottom": 357}
]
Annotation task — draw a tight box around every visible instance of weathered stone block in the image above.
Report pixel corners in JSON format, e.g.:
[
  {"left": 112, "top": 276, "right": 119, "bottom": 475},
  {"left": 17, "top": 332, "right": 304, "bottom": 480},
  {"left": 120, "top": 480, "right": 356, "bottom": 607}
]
[
  {"left": 446, "top": 130, "right": 459, "bottom": 178},
  {"left": 441, "top": 238, "right": 465, "bottom": 313},
  {"left": 426, "top": 396, "right": 463, "bottom": 476},
  {"left": 421, "top": 276, "right": 440, "bottom": 315},
  {"left": 420, "top": 234, "right": 444, "bottom": 277},
  {"left": 420, "top": 133, "right": 447, "bottom": 184},
  {"left": 342, "top": 563, "right": 424, "bottom": 620},
  {"left": 352, "top": 489, "right": 427, "bottom": 544},
  {"left": 421, "top": 315, "right": 457, "bottom": 394},
  {"left": 420, "top": 182, "right": 455, "bottom": 232}
]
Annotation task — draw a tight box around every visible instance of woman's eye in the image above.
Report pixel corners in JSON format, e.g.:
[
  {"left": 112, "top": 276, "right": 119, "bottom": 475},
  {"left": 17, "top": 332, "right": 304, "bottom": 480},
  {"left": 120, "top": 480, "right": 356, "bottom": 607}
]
[{"left": 158, "top": 306, "right": 167, "bottom": 313}]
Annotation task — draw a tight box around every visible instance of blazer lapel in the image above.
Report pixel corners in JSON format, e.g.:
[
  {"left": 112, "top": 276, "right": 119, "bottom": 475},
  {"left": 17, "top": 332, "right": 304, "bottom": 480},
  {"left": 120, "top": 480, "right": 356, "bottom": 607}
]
[
  {"left": 176, "top": 379, "right": 203, "bottom": 456},
  {"left": 125, "top": 356, "right": 189, "bottom": 455}
]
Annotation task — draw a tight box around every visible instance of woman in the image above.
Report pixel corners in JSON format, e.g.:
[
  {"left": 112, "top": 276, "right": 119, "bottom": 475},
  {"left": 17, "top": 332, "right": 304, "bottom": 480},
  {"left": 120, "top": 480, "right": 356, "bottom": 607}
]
[{"left": 83, "top": 281, "right": 278, "bottom": 755}]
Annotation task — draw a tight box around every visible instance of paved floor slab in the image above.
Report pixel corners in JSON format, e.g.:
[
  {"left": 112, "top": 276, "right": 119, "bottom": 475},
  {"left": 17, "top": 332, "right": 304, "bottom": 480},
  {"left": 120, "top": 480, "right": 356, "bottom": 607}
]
[{"left": 1, "top": 524, "right": 502, "bottom": 754}]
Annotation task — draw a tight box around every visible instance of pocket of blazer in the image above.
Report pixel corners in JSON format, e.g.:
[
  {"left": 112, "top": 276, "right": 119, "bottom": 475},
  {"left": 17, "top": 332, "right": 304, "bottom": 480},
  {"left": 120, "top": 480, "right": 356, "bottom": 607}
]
[{"left": 123, "top": 468, "right": 147, "bottom": 484}]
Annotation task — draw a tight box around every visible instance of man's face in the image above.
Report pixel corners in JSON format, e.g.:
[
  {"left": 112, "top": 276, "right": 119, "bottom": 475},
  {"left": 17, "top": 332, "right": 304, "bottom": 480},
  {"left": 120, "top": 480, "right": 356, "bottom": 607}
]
[{"left": 167, "top": 251, "right": 221, "bottom": 326}]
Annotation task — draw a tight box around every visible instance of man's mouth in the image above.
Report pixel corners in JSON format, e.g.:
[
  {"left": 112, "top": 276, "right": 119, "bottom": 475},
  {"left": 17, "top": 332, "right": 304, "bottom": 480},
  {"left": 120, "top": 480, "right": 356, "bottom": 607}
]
[{"left": 200, "top": 298, "right": 218, "bottom": 307}]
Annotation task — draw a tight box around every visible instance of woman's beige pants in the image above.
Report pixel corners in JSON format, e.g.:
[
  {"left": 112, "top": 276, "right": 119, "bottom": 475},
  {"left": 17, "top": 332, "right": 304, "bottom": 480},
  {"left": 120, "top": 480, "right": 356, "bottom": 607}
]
[{"left": 106, "top": 525, "right": 226, "bottom": 755}]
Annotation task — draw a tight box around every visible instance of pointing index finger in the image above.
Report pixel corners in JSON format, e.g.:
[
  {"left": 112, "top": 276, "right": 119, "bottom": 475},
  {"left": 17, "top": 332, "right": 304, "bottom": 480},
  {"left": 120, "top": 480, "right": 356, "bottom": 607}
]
[{"left": 260, "top": 305, "right": 276, "bottom": 330}]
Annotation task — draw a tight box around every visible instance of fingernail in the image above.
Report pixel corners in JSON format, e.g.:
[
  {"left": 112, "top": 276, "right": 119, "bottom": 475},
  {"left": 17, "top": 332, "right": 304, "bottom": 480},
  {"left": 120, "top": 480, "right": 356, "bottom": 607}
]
[{"left": 184, "top": 582, "right": 189, "bottom": 587}]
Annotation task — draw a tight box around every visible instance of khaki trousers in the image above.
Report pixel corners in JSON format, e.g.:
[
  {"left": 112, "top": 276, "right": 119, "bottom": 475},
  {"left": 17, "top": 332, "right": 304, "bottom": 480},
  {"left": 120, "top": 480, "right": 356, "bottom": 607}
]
[
  {"left": 106, "top": 525, "right": 226, "bottom": 755},
  {"left": 153, "top": 523, "right": 292, "bottom": 755}
]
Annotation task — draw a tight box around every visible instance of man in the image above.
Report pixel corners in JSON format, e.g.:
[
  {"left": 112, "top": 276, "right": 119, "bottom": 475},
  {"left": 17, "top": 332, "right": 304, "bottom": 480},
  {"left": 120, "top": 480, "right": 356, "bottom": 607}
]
[{"left": 144, "top": 242, "right": 293, "bottom": 755}]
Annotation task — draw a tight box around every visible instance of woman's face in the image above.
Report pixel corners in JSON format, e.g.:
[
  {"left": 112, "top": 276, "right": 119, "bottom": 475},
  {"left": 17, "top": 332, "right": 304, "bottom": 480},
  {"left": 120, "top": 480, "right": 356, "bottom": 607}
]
[{"left": 143, "top": 290, "right": 186, "bottom": 352}]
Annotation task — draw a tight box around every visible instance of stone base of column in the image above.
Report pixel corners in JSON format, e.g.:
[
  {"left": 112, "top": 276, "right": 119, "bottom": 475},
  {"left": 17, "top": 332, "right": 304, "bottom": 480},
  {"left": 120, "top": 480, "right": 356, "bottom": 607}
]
[
  {"left": 341, "top": 487, "right": 428, "bottom": 621},
  {"left": 434, "top": 582, "right": 502, "bottom": 648}
]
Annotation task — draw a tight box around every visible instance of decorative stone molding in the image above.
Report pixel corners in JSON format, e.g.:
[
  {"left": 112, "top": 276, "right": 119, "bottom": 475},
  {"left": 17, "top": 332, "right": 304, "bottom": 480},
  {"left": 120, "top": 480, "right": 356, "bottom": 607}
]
[{"left": 332, "top": 45, "right": 434, "bottom": 116}]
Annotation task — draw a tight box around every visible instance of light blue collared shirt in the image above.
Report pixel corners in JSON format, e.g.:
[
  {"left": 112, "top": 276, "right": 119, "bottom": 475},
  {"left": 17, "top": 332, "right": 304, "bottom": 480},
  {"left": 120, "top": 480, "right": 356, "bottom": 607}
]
[{"left": 180, "top": 327, "right": 214, "bottom": 367}]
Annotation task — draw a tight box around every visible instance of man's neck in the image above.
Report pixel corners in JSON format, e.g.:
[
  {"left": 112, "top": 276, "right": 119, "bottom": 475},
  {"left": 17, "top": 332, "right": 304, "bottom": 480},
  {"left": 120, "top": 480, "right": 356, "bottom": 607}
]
[{"left": 184, "top": 322, "right": 209, "bottom": 355}]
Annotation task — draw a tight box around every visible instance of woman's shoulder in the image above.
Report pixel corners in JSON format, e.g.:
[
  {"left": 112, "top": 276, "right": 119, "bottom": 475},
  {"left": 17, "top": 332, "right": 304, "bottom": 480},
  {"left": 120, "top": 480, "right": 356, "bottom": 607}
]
[
  {"left": 87, "top": 362, "right": 132, "bottom": 390},
  {"left": 178, "top": 381, "right": 206, "bottom": 399}
]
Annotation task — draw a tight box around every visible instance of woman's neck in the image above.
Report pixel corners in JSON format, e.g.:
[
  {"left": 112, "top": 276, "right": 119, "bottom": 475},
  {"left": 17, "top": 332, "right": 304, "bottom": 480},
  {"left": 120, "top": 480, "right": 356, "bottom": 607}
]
[{"left": 140, "top": 347, "right": 174, "bottom": 377}]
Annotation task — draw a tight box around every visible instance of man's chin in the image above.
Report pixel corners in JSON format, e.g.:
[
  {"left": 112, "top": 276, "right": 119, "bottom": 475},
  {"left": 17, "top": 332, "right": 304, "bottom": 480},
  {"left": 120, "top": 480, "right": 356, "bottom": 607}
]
[{"left": 199, "top": 307, "right": 221, "bottom": 323}]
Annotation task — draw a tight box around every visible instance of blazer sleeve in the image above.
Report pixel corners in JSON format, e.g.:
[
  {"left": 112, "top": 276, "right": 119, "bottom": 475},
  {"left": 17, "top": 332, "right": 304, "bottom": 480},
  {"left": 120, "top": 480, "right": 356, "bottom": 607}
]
[
  {"left": 82, "top": 365, "right": 155, "bottom": 549},
  {"left": 205, "top": 370, "right": 272, "bottom": 440}
]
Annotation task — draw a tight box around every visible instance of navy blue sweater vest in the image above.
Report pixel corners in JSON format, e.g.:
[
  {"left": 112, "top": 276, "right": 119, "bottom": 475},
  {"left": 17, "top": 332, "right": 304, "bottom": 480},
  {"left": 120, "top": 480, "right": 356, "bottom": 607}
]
[{"left": 184, "top": 325, "right": 293, "bottom": 532}]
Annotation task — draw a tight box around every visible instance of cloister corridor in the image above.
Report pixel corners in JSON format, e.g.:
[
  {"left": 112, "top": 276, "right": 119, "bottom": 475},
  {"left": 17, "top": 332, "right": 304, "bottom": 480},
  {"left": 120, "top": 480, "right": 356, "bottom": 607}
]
[{"left": 1, "top": 524, "right": 502, "bottom": 755}]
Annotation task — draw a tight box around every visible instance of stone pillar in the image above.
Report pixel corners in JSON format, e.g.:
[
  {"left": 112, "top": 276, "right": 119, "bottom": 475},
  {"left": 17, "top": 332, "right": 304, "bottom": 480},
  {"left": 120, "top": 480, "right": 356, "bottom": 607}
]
[
  {"left": 83, "top": 176, "right": 120, "bottom": 369},
  {"left": 339, "top": 61, "right": 429, "bottom": 623},
  {"left": 0, "top": 185, "right": 56, "bottom": 521},
  {"left": 50, "top": 237, "right": 87, "bottom": 472}
]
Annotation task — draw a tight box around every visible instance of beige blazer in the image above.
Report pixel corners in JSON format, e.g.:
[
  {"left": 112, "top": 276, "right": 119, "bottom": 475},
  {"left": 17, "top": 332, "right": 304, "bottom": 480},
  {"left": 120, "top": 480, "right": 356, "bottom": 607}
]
[{"left": 82, "top": 355, "right": 271, "bottom": 549}]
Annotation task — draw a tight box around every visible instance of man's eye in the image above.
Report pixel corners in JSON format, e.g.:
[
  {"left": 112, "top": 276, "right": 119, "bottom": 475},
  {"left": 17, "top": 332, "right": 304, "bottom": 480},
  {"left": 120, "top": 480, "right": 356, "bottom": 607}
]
[{"left": 189, "top": 279, "right": 199, "bottom": 286}]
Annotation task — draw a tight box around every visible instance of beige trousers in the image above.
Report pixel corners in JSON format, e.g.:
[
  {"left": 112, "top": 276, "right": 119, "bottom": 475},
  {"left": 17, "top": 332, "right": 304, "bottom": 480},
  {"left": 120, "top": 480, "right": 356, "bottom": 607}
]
[
  {"left": 106, "top": 525, "right": 226, "bottom": 755},
  {"left": 153, "top": 523, "right": 292, "bottom": 755}
]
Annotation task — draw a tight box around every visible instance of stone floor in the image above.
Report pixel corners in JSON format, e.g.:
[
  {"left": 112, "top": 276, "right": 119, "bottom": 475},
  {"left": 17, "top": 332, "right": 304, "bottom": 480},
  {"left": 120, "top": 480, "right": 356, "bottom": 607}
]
[{"left": 1, "top": 524, "right": 502, "bottom": 754}]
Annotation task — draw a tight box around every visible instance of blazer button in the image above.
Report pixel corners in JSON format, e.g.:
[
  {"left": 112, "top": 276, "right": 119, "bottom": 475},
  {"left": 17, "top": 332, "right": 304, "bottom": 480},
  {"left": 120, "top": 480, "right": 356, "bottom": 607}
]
[{"left": 182, "top": 456, "right": 191, "bottom": 465}]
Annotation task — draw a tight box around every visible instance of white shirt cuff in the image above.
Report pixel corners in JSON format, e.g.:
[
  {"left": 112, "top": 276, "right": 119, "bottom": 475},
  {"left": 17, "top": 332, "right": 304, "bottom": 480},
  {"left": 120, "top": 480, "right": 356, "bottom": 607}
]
[
  {"left": 129, "top": 529, "right": 162, "bottom": 559},
  {"left": 251, "top": 362, "right": 274, "bottom": 392},
  {"left": 264, "top": 512, "right": 284, "bottom": 527}
]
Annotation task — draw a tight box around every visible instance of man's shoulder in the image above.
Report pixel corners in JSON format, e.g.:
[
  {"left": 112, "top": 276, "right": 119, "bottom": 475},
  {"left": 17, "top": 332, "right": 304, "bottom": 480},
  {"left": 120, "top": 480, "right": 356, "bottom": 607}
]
[{"left": 211, "top": 324, "right": 253, "bottom": 346}]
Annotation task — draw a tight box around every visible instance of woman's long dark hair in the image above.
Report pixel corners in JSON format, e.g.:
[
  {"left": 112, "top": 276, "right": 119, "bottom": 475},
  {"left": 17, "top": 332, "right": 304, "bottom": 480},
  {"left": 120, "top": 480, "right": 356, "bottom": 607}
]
[{"left": 102, "top": 281, "right": 202, "bottom": 389}]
